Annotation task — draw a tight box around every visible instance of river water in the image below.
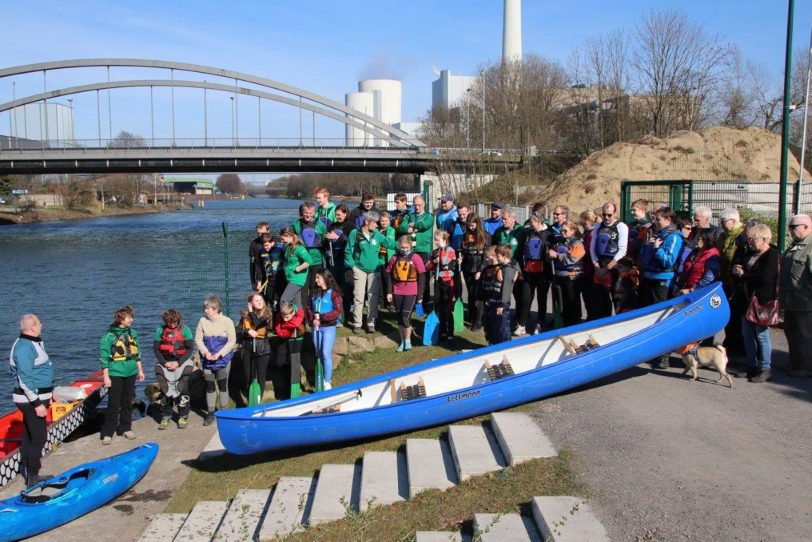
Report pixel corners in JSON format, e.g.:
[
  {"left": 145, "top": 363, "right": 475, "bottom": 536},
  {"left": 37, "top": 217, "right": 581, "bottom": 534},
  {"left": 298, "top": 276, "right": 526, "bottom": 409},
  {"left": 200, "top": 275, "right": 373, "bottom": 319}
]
[{"left": 0, "top": 198, "right": 301, "bottom": 413}]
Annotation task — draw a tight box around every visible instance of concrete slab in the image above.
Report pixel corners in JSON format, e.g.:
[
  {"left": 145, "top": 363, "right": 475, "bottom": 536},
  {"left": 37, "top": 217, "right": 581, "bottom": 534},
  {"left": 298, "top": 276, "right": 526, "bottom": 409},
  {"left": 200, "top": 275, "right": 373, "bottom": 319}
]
[
  {"left": 415, "top": 531, "right": 463, "bottom": 542},
  {"left": 307, "top": 463, "right": 359, "bottom": 525},
  {"left": 474, "top": 513, "right": 535, "bottom": 542},
  {"left": 490, "top": 412, "right": 558, "bottom": 465},
  {"left": 198, "top": 431, "right": 226, "bottom": 460},
  {"left": 137, "top": 513, "right": 188, "bottom": 542},
  {"left": 212, "top": 488, "right": 272, "bottom": 541},
  {"left": 447, "top": 424, "right": 505, "bottom": 482},
  {"left": 532, "top": 496, "right": 609, "bottom": 542},
  {"left": 173, "top": 500, "right": 229, "bottom": 542},
  {"left": 0, "top": 412, "right": 219, "bottom": 542},
  {"left": 405, "top": 438, "right": 457, "bottom": 498},
  {"left": 359, "top": 450, "right": 407, "bottom": 511},
  {"left": 258, "top": 476, "right": 315, "bottom": 541}
]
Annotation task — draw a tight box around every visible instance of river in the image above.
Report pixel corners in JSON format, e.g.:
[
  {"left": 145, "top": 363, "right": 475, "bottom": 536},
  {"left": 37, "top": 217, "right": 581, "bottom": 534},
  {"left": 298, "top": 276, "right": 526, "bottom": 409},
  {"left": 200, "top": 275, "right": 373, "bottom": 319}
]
[{"left": 0, "top": 198, "right": 301, "bottom": 413}]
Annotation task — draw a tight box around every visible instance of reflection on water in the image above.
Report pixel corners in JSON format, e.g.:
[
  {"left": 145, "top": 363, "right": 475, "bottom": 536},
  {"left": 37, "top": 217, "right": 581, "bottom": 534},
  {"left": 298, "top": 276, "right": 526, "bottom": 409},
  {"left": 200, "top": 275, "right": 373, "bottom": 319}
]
[{"left": 0, "top": 198, "right": 301, "bottom": 412}]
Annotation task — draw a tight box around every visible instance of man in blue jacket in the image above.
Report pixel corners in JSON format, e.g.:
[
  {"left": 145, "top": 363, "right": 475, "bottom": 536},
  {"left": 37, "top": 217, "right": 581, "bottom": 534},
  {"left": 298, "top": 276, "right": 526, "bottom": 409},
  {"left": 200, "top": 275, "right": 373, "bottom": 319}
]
[
  {"left": 436, "top": 194, "right": 458, "bottom": 234},
  {"left": 639, "top": 207, "right": 684, "bottom": 368},
  {"left": 10, "top": 314, "right": 54, "bottom": 488}
]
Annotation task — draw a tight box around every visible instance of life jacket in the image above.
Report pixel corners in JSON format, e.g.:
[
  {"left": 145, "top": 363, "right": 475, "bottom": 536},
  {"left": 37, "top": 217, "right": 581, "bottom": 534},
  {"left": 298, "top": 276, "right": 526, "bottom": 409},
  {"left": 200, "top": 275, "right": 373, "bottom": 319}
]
[
  {"left": 393, "top": 253, "right": 420, "bottom": 282},
  {"left": 241, "top": 314, "right": 269, "bottom": 340},
  {"left": 311, "top": 289, "right": 338, "bottom": 323},
  {"left": 552, "top": 239, "right": 584, "bottom": 276},
  {"left": 110, "top": 332, "right": 139, "bottom": 362},
  {"left": 431, "top": 248, "right": 455, "bottom": 282},
  {"left": 481, "top": 262, "right": 520, "bottom": 299},
  {"left": 201, "top": 335, "right": 233, "bottom": 370},
  {"left": 299, "top": 221, "right": 322, "bottom": 250},
  {"left": 461, "top": 231, "right": 485, "bottom": 272},
  {"left": 523, "top": 232, "right": 545, "bottom": 273},
  {"left": 392, "top": 210, "right": 406, "bottom": 230},
  {"left": 594, "top": 220, "right": 621, "bottom": 259},
  {"left": 260, "top": 245, "right": 283, "bottom": 277},
  {"left": 680, "top": 247, "right": 719, "bottom": 289},
  {"left": 641, "top": 226, "right": 684, "bottom": 274},
  {"left": 159, "top": 325, "right": 187, "bottom": 358}
]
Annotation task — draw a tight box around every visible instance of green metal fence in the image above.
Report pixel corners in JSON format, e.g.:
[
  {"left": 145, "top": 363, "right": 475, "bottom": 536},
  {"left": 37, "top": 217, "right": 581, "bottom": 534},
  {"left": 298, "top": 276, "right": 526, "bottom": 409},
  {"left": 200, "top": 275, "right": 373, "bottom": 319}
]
[{"left": 620, "top": 179, "right": 812, "bottom": 224}]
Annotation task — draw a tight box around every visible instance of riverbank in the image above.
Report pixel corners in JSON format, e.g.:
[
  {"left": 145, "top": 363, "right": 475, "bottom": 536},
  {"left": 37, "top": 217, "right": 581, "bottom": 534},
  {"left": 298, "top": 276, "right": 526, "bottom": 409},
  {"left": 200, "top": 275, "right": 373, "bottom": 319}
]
[{"left": 0, "top": 204, "right": 184, "bottom": 226}]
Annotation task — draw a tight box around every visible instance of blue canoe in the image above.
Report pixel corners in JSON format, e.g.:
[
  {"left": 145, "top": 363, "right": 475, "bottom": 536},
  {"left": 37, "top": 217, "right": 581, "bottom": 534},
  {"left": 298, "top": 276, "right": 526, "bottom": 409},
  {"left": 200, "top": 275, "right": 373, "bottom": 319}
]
[
  {"left": 0, "top": 443, "right": 158, "bottom": 541},
  {"left": 217, "top": 283, "right": 729, "bottom": 455}
]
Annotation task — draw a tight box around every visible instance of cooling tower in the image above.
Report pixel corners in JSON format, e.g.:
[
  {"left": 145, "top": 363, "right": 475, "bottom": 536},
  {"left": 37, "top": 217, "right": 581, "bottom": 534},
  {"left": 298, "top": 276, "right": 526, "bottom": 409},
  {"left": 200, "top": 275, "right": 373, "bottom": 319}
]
[
  {"left": 358, "top": 79, "right": 402, "bottom": 146},
  {"left": 503, "top": 0, "right": 522, "bottom": 64},
  {"left": 345, "top": 91, "right": 375, "bottom": 147}
]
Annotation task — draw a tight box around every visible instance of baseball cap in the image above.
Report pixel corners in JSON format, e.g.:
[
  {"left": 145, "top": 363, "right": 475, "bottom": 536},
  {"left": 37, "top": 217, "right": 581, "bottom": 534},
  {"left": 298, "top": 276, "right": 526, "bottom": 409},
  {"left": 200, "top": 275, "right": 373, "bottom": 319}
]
[
  {"left": 439, "top": 193, "right": 453, "bottom": 202},
  {"left": 491, "top": 201, "right": 503, "bottom": 209}
]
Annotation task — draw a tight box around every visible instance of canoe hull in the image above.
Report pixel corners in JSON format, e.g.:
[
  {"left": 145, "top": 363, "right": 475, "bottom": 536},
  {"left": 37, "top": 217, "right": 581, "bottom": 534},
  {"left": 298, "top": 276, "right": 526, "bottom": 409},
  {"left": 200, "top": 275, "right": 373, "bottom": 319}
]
[
  {"left": 0, "top": 443, "right": 158, "bottom": 541},
  {"left": 217, "top": 284, "right": 729, "bottom": 455}
]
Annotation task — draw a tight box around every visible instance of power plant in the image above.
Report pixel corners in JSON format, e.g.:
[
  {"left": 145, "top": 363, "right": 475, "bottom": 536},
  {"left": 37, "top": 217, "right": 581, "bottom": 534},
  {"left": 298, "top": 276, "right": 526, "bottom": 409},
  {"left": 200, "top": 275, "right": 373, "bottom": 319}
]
[{"left": 502, "top": 0, "right": 522, "bottom": 64}]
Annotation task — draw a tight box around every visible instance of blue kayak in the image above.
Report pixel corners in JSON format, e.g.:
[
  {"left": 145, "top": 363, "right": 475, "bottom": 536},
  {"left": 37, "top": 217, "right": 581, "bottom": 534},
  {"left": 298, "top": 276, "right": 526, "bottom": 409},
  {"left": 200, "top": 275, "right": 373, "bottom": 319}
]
[
  {"left": 0, "top": 442, "right": 158, "bottom": 541},
  {"left": 217, "top": 283, "right": 729, "bottom": 455}
]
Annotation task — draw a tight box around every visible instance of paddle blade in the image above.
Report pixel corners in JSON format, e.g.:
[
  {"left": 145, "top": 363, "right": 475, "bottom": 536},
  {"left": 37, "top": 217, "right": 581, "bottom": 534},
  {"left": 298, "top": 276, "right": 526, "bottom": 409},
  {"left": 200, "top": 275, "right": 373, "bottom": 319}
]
[
  {"left": 423, "top": 311, "right": 440, "bottom": 346},
  {"left": 249, "top": 379, "right": 262, "bottom": 406},
  {"left": 453, "top": 299, "right": 464, "bottom": 333},
  {"left": 315, "top": 359, "right": 324, "bottom": 392},
  {"left": 290, "top": 383, "right": 301, "bottom": 399},
  {"left": 415, "top": 302, "right": 424, "bottom": 318}
]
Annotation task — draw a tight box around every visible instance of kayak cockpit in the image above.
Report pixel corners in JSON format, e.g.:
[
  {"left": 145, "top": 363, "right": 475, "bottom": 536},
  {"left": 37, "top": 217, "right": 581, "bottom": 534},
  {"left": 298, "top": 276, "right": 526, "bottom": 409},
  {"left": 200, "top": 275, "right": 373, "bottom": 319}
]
[{"left": 20, "top": 469, "right": 93, "bottom": 503}]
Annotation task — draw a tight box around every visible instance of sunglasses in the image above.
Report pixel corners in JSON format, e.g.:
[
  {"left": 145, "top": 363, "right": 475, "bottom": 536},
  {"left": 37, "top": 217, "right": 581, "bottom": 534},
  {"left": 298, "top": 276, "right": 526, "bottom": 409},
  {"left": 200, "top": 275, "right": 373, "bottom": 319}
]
[
  {"left": 553, "top": 212, "right": 565, "bottom": 216},
  {"left": 789, "top": 224, "right": 807, "bottom": 229}
]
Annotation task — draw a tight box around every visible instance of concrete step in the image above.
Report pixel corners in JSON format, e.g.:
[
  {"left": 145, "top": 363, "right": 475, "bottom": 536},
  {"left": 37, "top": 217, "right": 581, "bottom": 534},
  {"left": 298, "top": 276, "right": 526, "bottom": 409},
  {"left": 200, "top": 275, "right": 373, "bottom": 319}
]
[
  {"left": 307, "top": 463, "right": 359, "bottom": 526},
  {"left": 474, "top": 513, "right": 539, "bottom": 542},
  {"left": 173, "top": 501, "right": 229, "bottom": 542},
  {"left": 212, "top": 488, "right": 272, "bottom": 541},
  {"left": 415, "top": 531, "right": 463, "bottom": 542},
  {"left": 490, "top": 411, "right": 558, "bottom": 466},
  {"left": 359, "top": 450, "right": 408, "bottom": 511},
  {"left": 447, "top": 424, "right": 506, "bottom": 482},
  {"left": 531, "top": 496, "right": 609, "bottom": 542},
  {"left": 405, "top": 438, "right": 458, "bottom": 498},
  {"left": 258, "top": 476, "right": 315, "bottom": 541},
  {"left": 137, "top": 513, "right": 187, "bottom": 542}
]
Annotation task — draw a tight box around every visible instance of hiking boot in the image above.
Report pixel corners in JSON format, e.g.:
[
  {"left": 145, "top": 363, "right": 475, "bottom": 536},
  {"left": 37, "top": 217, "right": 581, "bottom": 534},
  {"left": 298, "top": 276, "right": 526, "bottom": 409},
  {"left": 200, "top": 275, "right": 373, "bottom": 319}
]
[
  {"left": 471, "top": 324, "right": 483, "bottom": 332},
  {"left": 203, "top": 412, "right": 216, "bottom": 426},
  {"left": 102, "top": 436, "right": 112, "bottom": 445},
  {"left": 367, "top": 324, "right": 376, "bottom": 334},
  {"left": 177, "top": 417, "right": 188, "bottom": 429},
  {"left": 513, "top": 325, "right": 526, "bottom": 337},
  {"left": 353, "top": 326, "right": 363, "bottom": 335},
  {"left": 123, "top": 431, "right": 136, "bottom": 440},
  {"left": 25, "top": 475, "right": 45, "bottom": 489},
  {"left": 749, "top": 369, "right": 772, "bottom": 383},
  {"left": 158, "top": 417, "right": 170, "bottom": 430}
]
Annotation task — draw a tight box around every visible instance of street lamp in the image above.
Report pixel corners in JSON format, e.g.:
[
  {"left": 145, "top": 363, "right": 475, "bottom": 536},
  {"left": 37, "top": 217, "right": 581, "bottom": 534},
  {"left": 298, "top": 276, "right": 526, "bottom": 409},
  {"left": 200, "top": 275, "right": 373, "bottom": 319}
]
[
  {"left": 465, "top": 88, "right": 471, "bottom": 149},
  {"left": 230, "top": 96, "right": 235, "bottom": 146},
  {"left": 797, "top": 28, "right": 812, "bottom": 214}
]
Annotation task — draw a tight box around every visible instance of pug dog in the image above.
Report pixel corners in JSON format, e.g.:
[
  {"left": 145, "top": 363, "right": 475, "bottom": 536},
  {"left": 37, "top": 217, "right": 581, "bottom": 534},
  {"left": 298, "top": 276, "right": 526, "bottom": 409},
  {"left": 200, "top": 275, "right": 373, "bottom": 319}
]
[{"left": 681, "top": 344, "right": 734, "bottom": 388}]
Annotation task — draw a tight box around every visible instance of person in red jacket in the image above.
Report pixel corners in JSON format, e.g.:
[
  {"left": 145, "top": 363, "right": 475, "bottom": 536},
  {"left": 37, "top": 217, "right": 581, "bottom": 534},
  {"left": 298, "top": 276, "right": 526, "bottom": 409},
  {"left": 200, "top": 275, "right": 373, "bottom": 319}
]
[
  {"left": 272, "top": 302, "right": 305, "bottom": 399},
  {"left": 676, "top": 230, "right": 721, "bottom": 295}
]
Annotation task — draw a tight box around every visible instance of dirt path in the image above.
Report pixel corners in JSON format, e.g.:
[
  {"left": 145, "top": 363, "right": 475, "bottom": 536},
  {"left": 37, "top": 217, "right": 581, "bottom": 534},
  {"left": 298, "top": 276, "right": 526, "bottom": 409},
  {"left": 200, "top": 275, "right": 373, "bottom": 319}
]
[{"left": 532, "top": 330, "right": 812, "bottom": 541}]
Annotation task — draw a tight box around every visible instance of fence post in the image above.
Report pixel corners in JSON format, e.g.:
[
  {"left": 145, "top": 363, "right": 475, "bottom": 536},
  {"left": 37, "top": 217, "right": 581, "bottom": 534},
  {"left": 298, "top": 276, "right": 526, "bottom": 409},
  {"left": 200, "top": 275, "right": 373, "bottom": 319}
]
[
  {"left": 687, "top": 180, "right": 694, "bottom": 214},
  {"left": 222, "top": 222, "right": 230, "bottom": 316},
  {"left": 620, "top": 181, "right": 629, "bottom": 223}
]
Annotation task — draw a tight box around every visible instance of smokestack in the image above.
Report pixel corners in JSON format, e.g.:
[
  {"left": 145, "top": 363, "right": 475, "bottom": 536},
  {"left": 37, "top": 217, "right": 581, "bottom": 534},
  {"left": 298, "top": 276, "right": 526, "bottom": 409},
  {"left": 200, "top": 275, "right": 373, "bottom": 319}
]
[{"left": 502, "top": 0, "right": 522, "bottom": 64}]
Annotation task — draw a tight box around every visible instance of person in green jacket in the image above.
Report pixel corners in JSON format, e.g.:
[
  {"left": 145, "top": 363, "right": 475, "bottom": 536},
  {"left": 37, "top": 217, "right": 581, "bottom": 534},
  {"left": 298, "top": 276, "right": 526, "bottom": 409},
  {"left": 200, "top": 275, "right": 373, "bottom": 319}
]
[
  {"left": 293, "top": 202, "right": 329, "bottom": 295},
  {"left": 100, "top": 305, "right": 145, "bottom": 445},
  {"left": 346, "top": 211, "right": 397, "bottom": 334},
  {"left": 314, "top": 186, "right": 337, "bottom": 226},
  {"left": 399, "top": 195, "right": 434, "bottom": 304},
  {"left": 378, "top": 211, "right": 397, "bottom": 266},
  {"left": 279, "top": 227, "right": 311, "bottom": 308}
]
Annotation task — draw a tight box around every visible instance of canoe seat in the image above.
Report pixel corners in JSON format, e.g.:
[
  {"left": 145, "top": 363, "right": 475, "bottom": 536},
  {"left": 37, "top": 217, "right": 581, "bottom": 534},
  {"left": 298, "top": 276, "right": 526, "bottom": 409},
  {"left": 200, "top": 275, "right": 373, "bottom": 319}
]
[
  {"left": 313, "top": 404, "right": 341, "bottom": 414},
  {"left": 399, "top": 378, "right": 426, "bottom": 401},
  {"left": 559, "top": 335, "right": 600, "bottom": 355},
  {"left": 484, "top": 357, "right": 515, "bottom": 381}
]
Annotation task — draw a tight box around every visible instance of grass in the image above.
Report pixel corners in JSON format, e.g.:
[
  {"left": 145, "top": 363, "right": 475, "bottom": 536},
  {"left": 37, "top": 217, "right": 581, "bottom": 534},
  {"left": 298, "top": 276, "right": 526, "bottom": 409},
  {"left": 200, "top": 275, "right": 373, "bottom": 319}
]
[{"left": 166, "top": 311, "right": 585, "bottom": 540}]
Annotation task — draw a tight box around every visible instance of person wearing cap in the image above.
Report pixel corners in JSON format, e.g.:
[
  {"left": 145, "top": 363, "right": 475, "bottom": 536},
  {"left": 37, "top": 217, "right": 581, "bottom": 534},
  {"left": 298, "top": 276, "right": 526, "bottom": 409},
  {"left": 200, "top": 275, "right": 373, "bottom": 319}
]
[
  {"left": 484, "top": 202, "right": 504, "bottom": 236},
  {"left": 780, "top": 214, "right": 812, "bottom": 378},
  {"left": 436, "top": 194, "right": 458, "bottom": 235}
]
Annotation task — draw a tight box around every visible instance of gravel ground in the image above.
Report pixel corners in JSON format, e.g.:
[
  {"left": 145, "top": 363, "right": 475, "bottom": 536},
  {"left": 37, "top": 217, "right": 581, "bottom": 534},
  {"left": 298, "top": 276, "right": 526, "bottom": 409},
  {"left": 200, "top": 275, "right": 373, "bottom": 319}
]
[{"left": 532, "top": 330, "right": 812, "bottom": 542}]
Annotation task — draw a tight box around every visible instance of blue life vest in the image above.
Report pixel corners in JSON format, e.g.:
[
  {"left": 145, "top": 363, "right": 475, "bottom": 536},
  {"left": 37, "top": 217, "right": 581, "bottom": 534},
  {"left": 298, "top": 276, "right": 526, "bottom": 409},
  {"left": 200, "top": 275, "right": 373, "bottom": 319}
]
[
  {"left": 594, "top": 221, "right": 620, "bottom": 258},
  {"left": 202, "top": 335, "right": 233, "bottom": 371},
  {"left": 300, "top": 223, "right": 322, "bottom": 249},
  {"left": 552, "top": 240, "right": 583, "bottom": 274},
  {"left": 260, "top": 245, "right": 284, "bottom": 278},
  {"left": 312, "top": 289, "right": 340, "bottom": 324},
  {"left": 523, "top": 236, "right": 544, "bottom": 262}
]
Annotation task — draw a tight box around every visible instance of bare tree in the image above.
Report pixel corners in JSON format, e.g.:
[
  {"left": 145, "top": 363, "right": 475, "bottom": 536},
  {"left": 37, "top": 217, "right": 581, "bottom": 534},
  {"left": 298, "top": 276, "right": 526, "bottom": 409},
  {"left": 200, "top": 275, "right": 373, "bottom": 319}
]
[
  {"left": 632, "top": 10, "right": 731, "bottom": 137},
  {"left": 216, "top": 174, "right": 245, "bottom": 195},
  {"left": 58, "top": 175, "right": 94, "bottom": 210}
]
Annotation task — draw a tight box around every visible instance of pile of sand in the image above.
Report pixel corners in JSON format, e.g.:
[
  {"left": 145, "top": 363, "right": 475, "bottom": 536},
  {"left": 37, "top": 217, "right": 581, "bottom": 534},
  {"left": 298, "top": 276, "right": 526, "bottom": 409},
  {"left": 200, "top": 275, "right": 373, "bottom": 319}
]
[{"left": 535, "top": 126, "right": 809, "bottom": 213}]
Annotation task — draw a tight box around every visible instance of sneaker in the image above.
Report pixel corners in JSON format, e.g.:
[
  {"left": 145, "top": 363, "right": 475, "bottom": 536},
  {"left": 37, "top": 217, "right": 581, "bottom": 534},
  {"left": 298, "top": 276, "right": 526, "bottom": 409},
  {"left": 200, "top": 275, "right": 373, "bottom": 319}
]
[
  {"left": 102, "top": 436, "right": 112, "bottom": 445},
  {"left": 123, "top": 431, "right": 136, "bottom": 440},
  {"left": 324, "top": 381, "right": 332, "bottom": 390},
  {"left": 203, "top": 413, "right": 216, "bottom": 426},
  {"left": 404, "top": 341, "right": 412, "bottom": 351},
  {"left": 471, "top": 324, "right": 483, "bottom": 332},
  {"left": 158, "top": 418, "right": 170, "bottom": 430},
  {"left": 749, "top": 369, "right": 772, "bottom": 383},
  {"left": 513, "top": 325, "right": 526, "bottom": 337},
  {"left": 396, "top": 342, "right": 405, "bottom": 352},
  {"left": 177, "top": 417, "right": 188, "bottom": 429},
  {"left": 367, "top": 323, "right": 376, "bottom": 334},
  {"left": 353, "top": 326, "right": 363, "bottom": 335}
]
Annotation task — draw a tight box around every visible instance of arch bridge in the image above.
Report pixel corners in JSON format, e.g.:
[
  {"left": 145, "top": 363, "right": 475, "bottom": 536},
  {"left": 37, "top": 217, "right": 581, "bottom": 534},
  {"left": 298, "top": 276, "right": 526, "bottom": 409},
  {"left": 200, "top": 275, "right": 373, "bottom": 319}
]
[{"left": 0, "top": 59, "right": 521, "bottom": 175}]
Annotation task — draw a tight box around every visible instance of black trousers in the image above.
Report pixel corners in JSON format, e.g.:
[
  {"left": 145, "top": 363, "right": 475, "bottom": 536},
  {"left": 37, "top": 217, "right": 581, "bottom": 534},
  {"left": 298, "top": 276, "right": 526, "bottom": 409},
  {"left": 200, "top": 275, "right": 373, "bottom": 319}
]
[
  {"left": 518, "top": 272, "right": 549, "bottom": 329},
  {"left": 463, "top": 271, "right": 481, "bottom": 326},
  {"left": 17, "top": 399, "right": 50, "bottom": 480},
  {"left": 640, "top": 277, "right": 671, "bottom": 307},
  {"left": 236, "top": 346, "right": 270, "bottom": 407},
  {"left": 102, "top": 374, "right": 136, "bottom": 438},
  {"left": 558, "top": 277, "right": 583, "bottom": 327},
  {"left": 272, "top": 339, "right": 302, "bottom": 400},
  {"left": 435, "top": 280, "right": 455, "bottom": 338}
]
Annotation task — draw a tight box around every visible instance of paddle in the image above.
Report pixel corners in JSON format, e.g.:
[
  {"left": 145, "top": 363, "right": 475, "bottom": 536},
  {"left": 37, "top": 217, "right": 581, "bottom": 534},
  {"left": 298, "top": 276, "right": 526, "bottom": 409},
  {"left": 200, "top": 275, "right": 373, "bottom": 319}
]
[
  {"left": 552, "top": 283, "right": 563, "bottom": 329},
  {"left": 453, "top": 298, "right": 464, "bottom": 333},
  {"left": 423, "top": 310, "right": 439, "bottom": 346},
  {"left": 248, "top": 339, "right": 261, "bottom": 406},
  {"left": 314, "top": 327, "right": 324, "bottom": 392},
  {"left": 290, "top": 327, "right": 301, "bottom": 399}
]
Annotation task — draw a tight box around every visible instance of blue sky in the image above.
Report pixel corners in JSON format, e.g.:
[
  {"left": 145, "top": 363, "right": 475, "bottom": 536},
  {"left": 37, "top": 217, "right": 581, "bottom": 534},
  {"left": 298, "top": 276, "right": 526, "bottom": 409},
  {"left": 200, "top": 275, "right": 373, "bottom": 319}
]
[{"left": 2, "top": 0, "right": 811, "bottom": 147}]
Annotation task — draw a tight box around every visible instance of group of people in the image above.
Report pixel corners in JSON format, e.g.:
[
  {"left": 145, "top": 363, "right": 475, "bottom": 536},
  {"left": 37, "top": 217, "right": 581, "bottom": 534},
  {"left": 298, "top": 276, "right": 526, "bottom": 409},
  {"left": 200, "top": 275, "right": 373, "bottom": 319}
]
[{"left": 9, "top": 187, "right": 812, "bottom": 488}]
